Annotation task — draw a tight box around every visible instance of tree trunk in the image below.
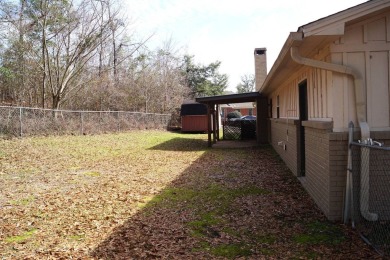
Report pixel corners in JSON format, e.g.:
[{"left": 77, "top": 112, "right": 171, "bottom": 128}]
[
  {"left": 52, "top": 94, "right": 60, "bottom": 110},
  {"left": 41, "top": 0, "right": 47, "bottom": 108},
  {"left": 18, "top": 0, "right": 26, "bottom": 106}
]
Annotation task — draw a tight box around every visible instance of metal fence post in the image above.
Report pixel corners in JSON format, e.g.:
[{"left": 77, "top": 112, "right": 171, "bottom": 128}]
[
  {"left": 344, "top": 121, "right": 354, "bottom": 224},
  {"left": 80, "top": 112, "right": 84, "bottom": 135},
  {"left": 117, "top": 111, "right": 120, "bottom": 132},
  {"left": 99, "top": 111, "right": 101, "bottom": 133},
  {"left": 19, "top": 107, "right": 23, "bottom": 137}
]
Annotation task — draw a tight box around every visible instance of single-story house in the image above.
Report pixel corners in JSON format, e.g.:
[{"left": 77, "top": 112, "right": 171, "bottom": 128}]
[
  {"left": 256, "top": 0, "right": 390, "bottom": 221},
  {"left": 196, "top": 0, "right": 390, "bottom": 222}
]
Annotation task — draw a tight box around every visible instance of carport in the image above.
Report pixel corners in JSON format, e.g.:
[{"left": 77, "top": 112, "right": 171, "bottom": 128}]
[{"left": 196, "top": 92, "right": 268, "bottom": 147}]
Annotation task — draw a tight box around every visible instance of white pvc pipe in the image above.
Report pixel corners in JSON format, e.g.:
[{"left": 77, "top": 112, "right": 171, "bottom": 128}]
[{"left": 290, "top": 46, "right": 378, "bottom": 221}]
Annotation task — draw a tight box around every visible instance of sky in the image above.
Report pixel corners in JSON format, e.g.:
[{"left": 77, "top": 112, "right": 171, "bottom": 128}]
[{"left": 124, "top": 0, "right": 368, "bottom": 92}]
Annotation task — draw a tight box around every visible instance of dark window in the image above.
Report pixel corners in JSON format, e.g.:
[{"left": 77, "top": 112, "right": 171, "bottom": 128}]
[{"left": 276, "top": 95, "right": 280, "bottom": 118}]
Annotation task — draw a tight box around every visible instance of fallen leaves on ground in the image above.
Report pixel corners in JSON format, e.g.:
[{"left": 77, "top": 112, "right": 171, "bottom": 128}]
[{"left": 0, "top": 131, "right": 381, "bottom": 259}]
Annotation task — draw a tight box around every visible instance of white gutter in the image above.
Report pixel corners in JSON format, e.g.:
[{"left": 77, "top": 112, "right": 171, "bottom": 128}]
[{"left": 290, "top": 46, "right": 378, "bottom": 222}]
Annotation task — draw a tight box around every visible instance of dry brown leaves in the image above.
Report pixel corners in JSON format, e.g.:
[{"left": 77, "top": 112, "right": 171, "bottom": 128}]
[{"left": 0, "top": 131, "right": 381, "bottom": 259}]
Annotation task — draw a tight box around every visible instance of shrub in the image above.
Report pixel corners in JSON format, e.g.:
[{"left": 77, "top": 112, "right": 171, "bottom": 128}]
[{"left": 227, "top": 111, "right": 242, "bottom": 119}]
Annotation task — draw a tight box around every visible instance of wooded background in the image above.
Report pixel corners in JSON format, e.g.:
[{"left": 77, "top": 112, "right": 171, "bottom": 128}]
[{"left": 0, "top": 0, "right": 229, "bottom": 114}]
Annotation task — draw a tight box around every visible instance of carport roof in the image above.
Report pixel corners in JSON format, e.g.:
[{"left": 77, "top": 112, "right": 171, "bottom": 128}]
[{"left": 195, "top": 92, "right": 262, "bottom": 105}]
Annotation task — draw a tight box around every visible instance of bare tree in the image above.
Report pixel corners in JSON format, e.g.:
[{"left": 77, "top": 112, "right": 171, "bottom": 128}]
[
  {"left": 34, "top": 0, "right": 113, "bottom": 109},
  {"left": 0, "top": 0, "right": 191, "bottom": 113}
]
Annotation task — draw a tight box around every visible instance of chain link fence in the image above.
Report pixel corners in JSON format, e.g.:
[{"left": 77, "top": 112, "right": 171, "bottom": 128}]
[
  {"left": 222, "top": 120, "right": 256, "bottom": 140},
  {"left": 0, "top": 106, "right": 171, "bottom": 138},
  {"left": 350, "top": 141, "right": 390, "bottom": 257}
]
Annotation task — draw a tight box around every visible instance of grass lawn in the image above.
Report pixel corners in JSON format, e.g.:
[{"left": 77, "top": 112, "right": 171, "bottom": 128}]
[{"left": 0, "top": 131, "right": 379, "bottom": 259}]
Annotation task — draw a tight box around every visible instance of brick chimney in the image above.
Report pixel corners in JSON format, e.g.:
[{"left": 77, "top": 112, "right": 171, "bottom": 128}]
[{"left": 254, "top": 48, "right": 267, "bottom": 91}]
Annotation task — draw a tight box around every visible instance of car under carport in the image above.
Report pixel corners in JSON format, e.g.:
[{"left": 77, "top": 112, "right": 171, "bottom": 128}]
[{"left": 196, "top": 92, "right": 268, "bottom": 147}]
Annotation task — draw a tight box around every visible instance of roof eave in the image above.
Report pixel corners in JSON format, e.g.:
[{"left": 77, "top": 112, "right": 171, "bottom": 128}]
[
  {"left": 196, "top": 92, "right": 262, "bottom": 105},
  {"left": 259, "top": 0, "right": 390, "bottom": 96},
  {"left": 299, "top": 0, "right": 390, "bottom": 37},
  {"left": 259, "top": 32, "right": 303, "bottom": 95}
]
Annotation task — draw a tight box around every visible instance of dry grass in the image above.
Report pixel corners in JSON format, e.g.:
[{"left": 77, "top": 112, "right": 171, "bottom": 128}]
[{"left": 0, "top": 131, "right": 380, "bottom": 259}]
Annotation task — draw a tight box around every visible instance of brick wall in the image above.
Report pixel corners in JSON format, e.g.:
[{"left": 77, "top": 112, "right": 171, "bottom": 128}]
[
  {"left": 270, "top": 119, "right": 390, "bottom": 221},
  {"left": 303, "top": 123, "right": 347, "bottom": 221},
  {"left": 328, "top": 133, "right": 349, "bottom": 220},
  {"left": 303, "top": 127, "right": 390, "bottom": 221},
  {"left": 305, "top": 126, "right": 333, "bottom": 219},
  {"left": 269, "top": 118, "right": 298, "bottom": 176},
  {"left": 271, "top": 119, "right": 345, "bottom": 220},
  {"left": 315, "top": 130, "right": 390, "bottom": 220}
]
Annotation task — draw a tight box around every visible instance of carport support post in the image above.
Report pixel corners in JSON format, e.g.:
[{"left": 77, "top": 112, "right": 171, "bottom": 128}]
[
  {"left": 212, "top": 105, "right": 217, "bottom": 144},
  {"left": 256, "top": 96, "right": 269, "bottom": 144},
  {"left": 207, "top": 104, "right": 212, "bottom": 147},
  {"left": 216, "top": 104, "right": 220, "bottom": 141}
]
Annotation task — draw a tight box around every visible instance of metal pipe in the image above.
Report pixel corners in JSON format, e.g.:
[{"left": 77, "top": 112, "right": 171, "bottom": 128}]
[
  {"left": 290, "top": 46, "right": 378, "bottom": 221},
  {"left": 344, "top": 121, "right": 353, "bottom": 224}
]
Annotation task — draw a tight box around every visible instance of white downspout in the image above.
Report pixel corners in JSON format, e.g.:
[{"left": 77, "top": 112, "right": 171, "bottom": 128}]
[{"left": 290, "top": 46, "right": 378, "bottom": 221}]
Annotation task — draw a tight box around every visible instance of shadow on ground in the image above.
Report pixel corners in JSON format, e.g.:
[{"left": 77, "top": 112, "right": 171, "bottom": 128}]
[
  {"left": 91, "top": 138, "right": 378, "bottom": 259},
  {"left": 148, "top": 137, "right": 209, "bottom": 152}
]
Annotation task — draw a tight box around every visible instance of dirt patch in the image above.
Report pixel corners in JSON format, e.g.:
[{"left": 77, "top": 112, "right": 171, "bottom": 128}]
[{"left": 0, "top": 131, "right": 381, "bottom": 259}]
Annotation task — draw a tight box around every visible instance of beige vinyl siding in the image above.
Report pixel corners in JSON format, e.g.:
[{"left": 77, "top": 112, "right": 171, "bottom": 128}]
[
  {"left": 330, "top": 11, "right": 390, "bottom": 131},
  {"left": 271, "top": 11, "right": 390, "bottom": 130},
  {"left": 368, "top": 51, "right": 389, "bottom": 129},
  {"left": 310, "top": 68, "right": 332, "bottom": 119},
  {"left": 270, "top": 67, "right": 332, "bottom": 121},
  {"left": 270, "top": 81, "right": 299, "bottom": 119}
]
